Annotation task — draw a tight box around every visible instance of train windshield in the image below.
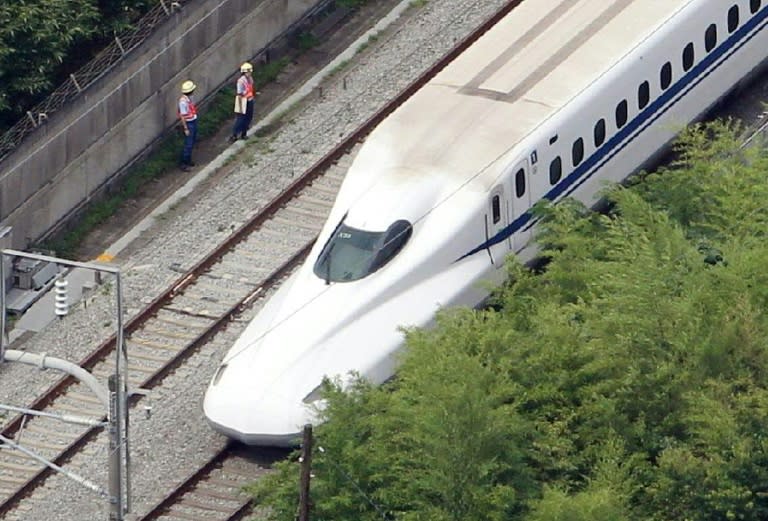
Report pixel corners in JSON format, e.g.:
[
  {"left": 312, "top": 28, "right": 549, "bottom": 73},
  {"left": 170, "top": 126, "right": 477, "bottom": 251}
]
[{"left": 313, "top": 219, "right": 413, "bottom": 283}]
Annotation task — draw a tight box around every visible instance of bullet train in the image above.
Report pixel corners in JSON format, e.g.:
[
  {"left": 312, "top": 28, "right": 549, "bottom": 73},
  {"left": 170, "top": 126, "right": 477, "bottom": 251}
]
[{"left": 204, "top": 0, "right": 768, "bottom": 445}]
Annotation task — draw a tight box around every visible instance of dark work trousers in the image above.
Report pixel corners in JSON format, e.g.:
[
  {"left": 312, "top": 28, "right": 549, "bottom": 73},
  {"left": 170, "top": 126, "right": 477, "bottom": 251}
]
[
  {"left": 233, "top": 99, "right": 254, "bottom": 139},
  {"left": 181, "top": 119, "right": 198, "bottom": 165}
]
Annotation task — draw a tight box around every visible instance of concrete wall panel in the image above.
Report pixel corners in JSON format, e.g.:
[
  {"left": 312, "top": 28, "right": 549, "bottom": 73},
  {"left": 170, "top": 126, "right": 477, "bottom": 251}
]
[
  {"left": 66, "top": 117, "right": 92, "bottom": 161},
  {"left": 50, "top": 165, "right": 90, "bottom": 220},
  {"left": 0, "top": 0, "right": 325, "bottom": 250},
  {"left": 0, "top": 174, "right": 22, "bottom": 223}
]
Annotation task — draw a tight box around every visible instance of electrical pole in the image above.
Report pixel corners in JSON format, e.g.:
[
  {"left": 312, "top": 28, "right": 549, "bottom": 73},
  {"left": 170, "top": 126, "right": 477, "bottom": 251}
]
[
  {"left": 298, "top": 424, "right": 313, "bottom": 521},
  {"left": 1, "top": 249, "right": 129, "bottom": 520},
  {"left": 108, "top": 375, "right": 124, "bottom": 521},
  {"left": 1, "top": 248, "right": 6, "bottom": 363}
]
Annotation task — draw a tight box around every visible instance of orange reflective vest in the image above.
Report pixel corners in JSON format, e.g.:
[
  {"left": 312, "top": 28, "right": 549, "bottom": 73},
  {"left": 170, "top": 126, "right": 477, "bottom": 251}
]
[
  {"left": 237, "top": 75, "right": 254, "bottom": 101},
  {"left": 178, "top": 95, "right": 198, "bottom": 122}
]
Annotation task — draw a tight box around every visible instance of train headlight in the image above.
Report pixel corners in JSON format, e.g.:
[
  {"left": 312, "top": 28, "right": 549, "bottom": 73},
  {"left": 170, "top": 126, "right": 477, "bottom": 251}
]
[{"left": 211, "top": 363, "right": 228, "bottom": 386}]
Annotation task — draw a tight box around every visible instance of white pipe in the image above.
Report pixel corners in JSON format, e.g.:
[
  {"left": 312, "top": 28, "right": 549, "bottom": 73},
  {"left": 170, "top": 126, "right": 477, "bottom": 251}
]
[{"left": 4, "top": 349, "right": 109, "bottom": 410}]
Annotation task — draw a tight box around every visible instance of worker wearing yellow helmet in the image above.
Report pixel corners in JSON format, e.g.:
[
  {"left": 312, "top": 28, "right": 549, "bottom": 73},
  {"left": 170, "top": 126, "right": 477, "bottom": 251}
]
[
  {"left": 230, "top": 61, "right": 257, "bottom": 142},
  {"left": 178, "top": 80, "right": 198, "bottom": 171}
]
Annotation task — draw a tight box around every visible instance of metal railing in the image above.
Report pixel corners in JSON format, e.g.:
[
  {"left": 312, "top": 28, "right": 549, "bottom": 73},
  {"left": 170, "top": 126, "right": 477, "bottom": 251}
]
[{"left": 0, "top": 0, "right": 192, "bottom": 163}]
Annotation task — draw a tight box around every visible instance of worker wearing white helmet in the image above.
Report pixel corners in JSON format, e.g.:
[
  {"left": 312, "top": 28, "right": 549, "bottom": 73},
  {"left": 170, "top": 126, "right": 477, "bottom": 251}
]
[
  {"left": 230, "top": 61, "right": 257, "bottom": 142},
  {"left": 178, "top": 80, "right": 198, "bottom": 171}
]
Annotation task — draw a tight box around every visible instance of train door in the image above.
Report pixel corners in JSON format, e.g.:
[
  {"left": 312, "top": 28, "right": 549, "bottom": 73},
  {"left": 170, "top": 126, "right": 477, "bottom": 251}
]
[
  {"left": 485, "top": 185, "right": 510, "bottom": 268},
  {"left": 511, "top": 158, "right": 533, "bottom": 251}
]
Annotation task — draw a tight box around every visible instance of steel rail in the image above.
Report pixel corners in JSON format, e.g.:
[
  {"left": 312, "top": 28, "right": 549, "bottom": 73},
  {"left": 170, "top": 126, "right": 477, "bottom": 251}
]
[{"left": 137, "top": 443, "right": 289, "bottom": 521}]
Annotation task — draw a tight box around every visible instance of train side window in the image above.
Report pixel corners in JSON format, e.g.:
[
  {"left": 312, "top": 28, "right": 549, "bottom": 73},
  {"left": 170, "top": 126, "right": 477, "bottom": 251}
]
[
  {"left": 515, "top": 168, "right": 526, "bottom": 198},
  {"left": 660, "top": 62, "right": 672, "bottom": 90},
  {"left": 549, "top": 157, "right": 562, "bottom": 185},
  {"left": 491, "top": 194, "right": 501, "bottom": 224},
  {"left": 638, "top": 81, "right": 650, "bottom": 110},
  {"left": 615, "top": 100, "right": 628, "bottom": 129},
  {"left": 705, "top": 24, "right": 717, "bottom": 52},
  {"left": 593, "top": 118, "right": 606, "bottom": 147},
  {"left": 728, "top": 5, "right": 739, "bottom": 32},
  {"left": 572, "top": 138, "right": 584, "bottom": 167},
  {"left": 682, "top": 42, "right": 694, "bottom": 71},
  {"left": 751, "top": 0, "right": 761, "bottom": 14}
]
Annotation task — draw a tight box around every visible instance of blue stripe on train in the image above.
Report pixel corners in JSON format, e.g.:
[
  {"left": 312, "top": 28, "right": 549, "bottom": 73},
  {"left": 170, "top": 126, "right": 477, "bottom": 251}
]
[{"left": 459, "top": 6, "right": 768, "bottom": 262}]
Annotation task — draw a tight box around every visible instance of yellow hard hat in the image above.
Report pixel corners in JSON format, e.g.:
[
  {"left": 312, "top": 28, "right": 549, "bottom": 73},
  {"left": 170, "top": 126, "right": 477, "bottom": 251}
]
[
  {"left": 240, "top": 62, "right": 253, "bottom": 73},
  {"left": 181, "top": 80, "right": 196, "bottom": 94}
]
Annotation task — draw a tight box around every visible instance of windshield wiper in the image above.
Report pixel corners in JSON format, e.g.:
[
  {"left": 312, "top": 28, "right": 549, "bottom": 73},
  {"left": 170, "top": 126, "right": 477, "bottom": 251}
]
[{"left": 324, "top": 243, "right": 335, "bottom": 285}]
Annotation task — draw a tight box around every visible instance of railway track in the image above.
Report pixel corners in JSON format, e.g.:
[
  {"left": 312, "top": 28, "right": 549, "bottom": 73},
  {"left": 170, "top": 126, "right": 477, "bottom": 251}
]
[
  {"left": 137, "top": 443, "right": 287, "bottom": 521},
  {"left": 0, "top": 139, "right": 351, "bottom": 519},
  {"left": 0, "top": 2, "right": 522, "bottom": 519}
]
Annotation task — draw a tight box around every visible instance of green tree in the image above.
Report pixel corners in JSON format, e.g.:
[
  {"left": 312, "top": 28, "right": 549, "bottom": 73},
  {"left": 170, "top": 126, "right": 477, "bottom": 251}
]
[
  {"left": 633, "top": 119, "right": 768, "bottom": 245},
  {"left": 96, "top": 0, "right": 153, "bottom": 35},
  {"left": 0, "top": 0, "right": 99, "bottom": 119},
  {"left": 526, "top": 438, "right": 631, "bottom": 521}
]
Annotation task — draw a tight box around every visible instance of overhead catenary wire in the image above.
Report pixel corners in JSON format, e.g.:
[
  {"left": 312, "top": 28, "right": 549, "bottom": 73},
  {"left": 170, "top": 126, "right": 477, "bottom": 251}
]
[{"left": 316, "top": 444, "right": 392, "bottom": 520}]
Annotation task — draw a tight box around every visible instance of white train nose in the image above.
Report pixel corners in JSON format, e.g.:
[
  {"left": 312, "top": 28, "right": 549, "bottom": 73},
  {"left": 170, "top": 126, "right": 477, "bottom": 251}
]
[{"left": 204, "top": 386, "right": 313, "bottom": 446}]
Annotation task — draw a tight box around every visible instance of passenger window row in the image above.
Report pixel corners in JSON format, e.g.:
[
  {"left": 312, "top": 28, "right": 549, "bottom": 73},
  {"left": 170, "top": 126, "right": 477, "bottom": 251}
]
[{"left": 546, "top": 1, "right": 762, "bottom": 187}]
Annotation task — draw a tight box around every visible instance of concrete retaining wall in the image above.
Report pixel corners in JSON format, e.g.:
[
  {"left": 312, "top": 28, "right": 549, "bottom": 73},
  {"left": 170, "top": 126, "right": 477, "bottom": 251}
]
[{"left": 0, "top": 0, "right": 321, "bottom": 250}]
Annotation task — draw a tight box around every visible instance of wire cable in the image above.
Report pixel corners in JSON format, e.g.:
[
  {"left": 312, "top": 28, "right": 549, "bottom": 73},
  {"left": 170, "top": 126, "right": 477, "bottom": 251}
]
[{"left": 316, "top": 445, "right": 392, "bottom": 520}]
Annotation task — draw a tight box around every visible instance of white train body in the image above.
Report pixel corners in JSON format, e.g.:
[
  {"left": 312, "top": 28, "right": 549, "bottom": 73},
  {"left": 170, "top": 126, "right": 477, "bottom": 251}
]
[{"left": 205, "top": 0, "right": 768, "bottom": 445}]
